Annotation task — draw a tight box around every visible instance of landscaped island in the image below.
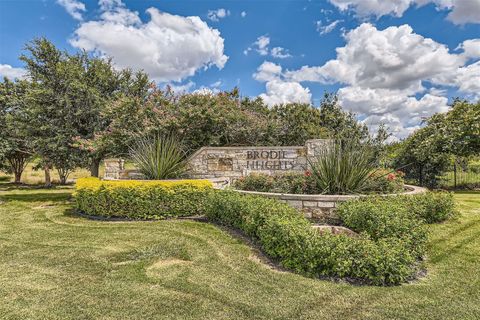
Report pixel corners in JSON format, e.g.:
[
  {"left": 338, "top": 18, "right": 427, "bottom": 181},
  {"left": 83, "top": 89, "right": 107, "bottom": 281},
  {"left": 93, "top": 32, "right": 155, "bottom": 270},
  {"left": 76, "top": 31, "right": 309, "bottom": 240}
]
[{"left": 75, "top": 177, "right": 455, "bottom": 286}]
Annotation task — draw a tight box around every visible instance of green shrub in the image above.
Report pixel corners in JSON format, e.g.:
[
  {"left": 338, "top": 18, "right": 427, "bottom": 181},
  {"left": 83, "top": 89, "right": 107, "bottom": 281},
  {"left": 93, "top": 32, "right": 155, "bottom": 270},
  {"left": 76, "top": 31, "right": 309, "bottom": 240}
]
[
  {"left": 402, "top": 191, "right": 457, "bottom": 223},
  {"left": 75, "top": 177, "right": 212, "bottom": 219},
  {"left": 205, "top": 190, "right": 422, "bottom": 285},
  {"left": 233, "top": 173, "right": 275, "bottom": 192},
  {"left": 336, "top": 197, "right": 427, "bottom": 258},
  {"left": 233, "top": 172, "right": 317, "bottom": 194},
  {"left": 129, "top": 135, "right": 187, "bottom": 180},
  {"left": 362, "top": 169, "right": 405, "bottom": 194},
  {"left": 234, "top": 168, "right": 405, "bottom": 195}
]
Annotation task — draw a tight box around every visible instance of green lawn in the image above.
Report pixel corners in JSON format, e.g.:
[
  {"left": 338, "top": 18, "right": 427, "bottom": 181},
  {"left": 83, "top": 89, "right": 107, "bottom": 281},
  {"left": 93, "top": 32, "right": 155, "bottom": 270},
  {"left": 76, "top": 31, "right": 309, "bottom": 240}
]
[{"left": 0, "top": 183, "right": 479, "bottom": 319}]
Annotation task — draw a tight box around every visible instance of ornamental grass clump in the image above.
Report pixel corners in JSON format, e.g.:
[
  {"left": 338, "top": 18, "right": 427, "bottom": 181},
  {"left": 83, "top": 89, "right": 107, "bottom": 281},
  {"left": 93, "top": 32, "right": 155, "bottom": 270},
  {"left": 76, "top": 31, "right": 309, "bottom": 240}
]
[
  {"left": 308, "top": 141, "right": 376, "bottom": 194},
  {"left": 129, "top": 135, "right": 187, "bottom": 180}
]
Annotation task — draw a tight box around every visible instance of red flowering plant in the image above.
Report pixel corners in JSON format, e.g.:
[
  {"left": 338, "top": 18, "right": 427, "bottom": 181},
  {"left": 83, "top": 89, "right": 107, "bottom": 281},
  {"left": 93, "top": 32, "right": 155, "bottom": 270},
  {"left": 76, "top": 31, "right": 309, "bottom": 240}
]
[{"left": 363, "top": 169, "right": 405, "bottom": 194}]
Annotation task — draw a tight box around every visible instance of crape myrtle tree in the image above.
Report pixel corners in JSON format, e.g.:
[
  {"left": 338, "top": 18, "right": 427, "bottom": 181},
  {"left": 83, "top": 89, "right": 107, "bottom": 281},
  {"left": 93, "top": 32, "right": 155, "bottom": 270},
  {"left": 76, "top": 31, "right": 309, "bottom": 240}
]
[
  {"left": 0, "top": 78, "right": 33, "bottom": 183},
  {"left": 393, "top": 99, "right": 480, "bottom": 187},
  {"left": 72, "top": 64, "right": 151, "bottom": 176},
  {"left": 82, "top": 73, "right": 153, "bottom": 159},
  {"left": 19, "top": 38, "right": 151, "bottom": 183},
  {"left": 155, "top": 88, "right": 275, "bottom": 151}
]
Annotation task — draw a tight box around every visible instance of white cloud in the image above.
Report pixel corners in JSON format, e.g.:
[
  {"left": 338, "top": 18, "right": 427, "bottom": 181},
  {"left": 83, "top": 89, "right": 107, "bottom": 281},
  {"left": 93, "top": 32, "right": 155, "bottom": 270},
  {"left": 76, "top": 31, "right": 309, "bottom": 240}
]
[
  {"left": 283, "top": 23, "right": 479, "bottom": 138},
  {"left": 253, "top": 62, "right": 310, "bottom": 106},
  {"left": 316, "top": 19, "right": 343, "bottom": 35},
  {"left": 57, "top": 0, "right": 86, "bottom": 21},
  {"left": 253, "top": 61, "right": 283, "bottom": 82},
  {"left": 166, "top": 81, "right": 195, "bottom": 93},
  {"left": 328, "top": 0, "right": 413, "bottom": 18},
  {"left": 457, "top": 39, "right": 480, "bottom": 58},
  {"left": 0, "top": 64, "right": 27, "bottom": 80},
  {"left": 207, "top": 8, "right": 230, "bottom": 22},
  {"left": 192, "top": 87, "right": 218, "bottom": 95},
  {"left": 98, "top": 0, "right": 140, "bottom": 25},
  {"left": 259, "top": 80, "right": 312, "bottom": 106},
  {"left": 210, "top": 80, "right": 222, "bottom": 88},
  {"left": 255, "top": 35, "right": 270, "bottom": 55},
  {"left": 328, "top": 0, "right": 480, "bottom": 24},
  {"left": 446, "top": 0, "right": 480, "bottom": 24},
  {"left": 454, "top": 61, "right": 480, "bottom": 97},
  {"left": 287, "top": 23, "right": 467, "bottom": 92},
  {"left": 271, "top": 47, "right": 292, "bottom": 59},
  {"left": 70, "top": 0, "right": 228, "bottom": 82},
  {"left": 241, "top": 11, "right": 247, "bottom": 18},
  {"left": 338, "top": 87, "right": 449, "bottom": 138},
  {"left": 245, "top": 35, "right": 291, "bottom": 58}
]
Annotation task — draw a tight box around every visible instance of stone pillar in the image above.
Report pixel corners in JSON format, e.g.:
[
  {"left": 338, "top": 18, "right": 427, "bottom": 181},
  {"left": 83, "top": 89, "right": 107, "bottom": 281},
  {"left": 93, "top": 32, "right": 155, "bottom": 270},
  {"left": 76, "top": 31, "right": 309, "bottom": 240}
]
[
  {"left": 305, "top": 139, "right": 332, "bottom": 159},
  {"left": 104, "top": 158, "right": 124, "bottom": 180}
]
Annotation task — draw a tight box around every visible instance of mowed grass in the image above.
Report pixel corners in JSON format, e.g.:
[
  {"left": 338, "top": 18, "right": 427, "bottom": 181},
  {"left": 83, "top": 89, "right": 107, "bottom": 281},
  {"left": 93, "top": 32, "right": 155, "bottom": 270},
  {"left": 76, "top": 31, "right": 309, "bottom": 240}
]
[{"left": 0, "top": 183, "right": 479, "bottom": 319}]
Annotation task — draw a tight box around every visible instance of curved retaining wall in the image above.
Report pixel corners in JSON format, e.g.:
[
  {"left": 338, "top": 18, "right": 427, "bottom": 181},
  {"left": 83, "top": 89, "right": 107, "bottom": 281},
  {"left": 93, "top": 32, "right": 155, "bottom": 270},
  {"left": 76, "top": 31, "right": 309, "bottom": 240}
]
[{"left": 232, "top": 185, "right": 427, "bottom": 223}]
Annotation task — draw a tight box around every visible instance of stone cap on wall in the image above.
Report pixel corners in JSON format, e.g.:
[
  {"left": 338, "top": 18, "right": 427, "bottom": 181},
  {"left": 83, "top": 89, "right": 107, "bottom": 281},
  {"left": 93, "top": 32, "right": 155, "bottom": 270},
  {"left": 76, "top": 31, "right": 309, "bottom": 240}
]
[{"left": 231, "top": 184, "right": 427, "bottom": 201}]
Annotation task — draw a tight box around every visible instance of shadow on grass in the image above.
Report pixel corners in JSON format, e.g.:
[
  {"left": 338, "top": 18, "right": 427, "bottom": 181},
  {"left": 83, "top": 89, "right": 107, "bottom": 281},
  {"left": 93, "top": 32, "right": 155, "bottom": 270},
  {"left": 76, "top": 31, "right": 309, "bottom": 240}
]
[
  {"left": 0, "top": 192, "right": 72, "bottom": 203},
  {"left": 0, "top": 182, "right": 74, "bottom": 192},
  {"left": 0, "top": 176, "right": 11, "bottom": 182}
]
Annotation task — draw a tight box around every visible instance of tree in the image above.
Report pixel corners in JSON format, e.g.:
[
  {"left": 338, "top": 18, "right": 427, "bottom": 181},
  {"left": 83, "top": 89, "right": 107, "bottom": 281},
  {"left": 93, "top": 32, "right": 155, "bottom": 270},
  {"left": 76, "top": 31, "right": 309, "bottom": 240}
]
[
  {"left": 269, "top": 103, "right": 329, "bottom": 145},
  {"left": 318, "top": 92, "right": 369, "bottom": 142},
  {"left": 0, "top": 78, "right": 33, "bottom": 183},
  {"left": 20, "top": 38, "right": 86, "bottom": 185},
  {"left": 71, "top": 69, "right": 155, "bottom": 165},
  {"left": 392, "top": 99, "right": 479, "bottom": 187},
  {"left": 432, "top": 99, "right": 480, "bottom": 157}
]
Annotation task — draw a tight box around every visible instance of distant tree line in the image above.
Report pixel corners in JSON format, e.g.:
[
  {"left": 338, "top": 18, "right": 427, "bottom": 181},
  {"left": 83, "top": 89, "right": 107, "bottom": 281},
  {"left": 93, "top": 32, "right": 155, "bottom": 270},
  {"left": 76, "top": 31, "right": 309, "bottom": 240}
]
[
  {"left": 0, "top": 38, "right": 390, "bottom": 186},
  {"left": 391, "top": 99, "right": 480, "bottom": 187}
]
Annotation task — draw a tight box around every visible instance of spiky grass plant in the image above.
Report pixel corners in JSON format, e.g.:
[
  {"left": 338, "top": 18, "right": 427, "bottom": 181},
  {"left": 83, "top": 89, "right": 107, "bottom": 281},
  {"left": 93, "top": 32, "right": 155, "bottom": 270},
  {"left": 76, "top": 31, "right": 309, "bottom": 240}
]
[
  {"left": 308, "top": 140, "right": 376, "bottom": 194},
  {"left": 129, "top": 135, "right": 187, "bottom": 180}
]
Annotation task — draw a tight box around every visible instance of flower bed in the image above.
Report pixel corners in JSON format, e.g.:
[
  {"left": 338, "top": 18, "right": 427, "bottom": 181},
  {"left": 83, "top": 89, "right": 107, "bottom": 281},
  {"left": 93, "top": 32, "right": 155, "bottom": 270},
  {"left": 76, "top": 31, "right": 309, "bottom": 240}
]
[{"left": 233, "top": 170, "right": 405, "bottom": 195}]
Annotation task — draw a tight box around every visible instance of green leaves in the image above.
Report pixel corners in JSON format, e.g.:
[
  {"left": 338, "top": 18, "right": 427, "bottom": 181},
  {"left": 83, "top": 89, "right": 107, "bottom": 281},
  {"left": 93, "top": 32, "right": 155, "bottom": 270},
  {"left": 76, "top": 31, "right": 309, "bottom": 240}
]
[
  {"left": 129, "top": 135, "right": 188, "bottom": 180},
  {"left": 308, "top": 141, "right": 376, "bottom": 194}
]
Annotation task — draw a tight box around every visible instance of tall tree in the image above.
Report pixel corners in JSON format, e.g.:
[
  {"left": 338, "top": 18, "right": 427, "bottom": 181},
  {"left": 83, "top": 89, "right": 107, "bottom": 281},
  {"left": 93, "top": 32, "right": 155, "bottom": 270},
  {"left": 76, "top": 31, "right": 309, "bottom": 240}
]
[
  {"left": 20, "top": 38, "right": 85, "bottom": 185},
  {"left": 0, "top": 78, "right": 33, "bottom": 183}
]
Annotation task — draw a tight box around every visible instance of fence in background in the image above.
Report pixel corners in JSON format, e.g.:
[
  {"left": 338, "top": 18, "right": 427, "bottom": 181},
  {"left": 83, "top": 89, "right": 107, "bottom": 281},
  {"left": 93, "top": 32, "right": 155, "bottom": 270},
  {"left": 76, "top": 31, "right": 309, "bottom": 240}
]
[{"left": 437, "top": 163, "right": 480, "bottom": 189}]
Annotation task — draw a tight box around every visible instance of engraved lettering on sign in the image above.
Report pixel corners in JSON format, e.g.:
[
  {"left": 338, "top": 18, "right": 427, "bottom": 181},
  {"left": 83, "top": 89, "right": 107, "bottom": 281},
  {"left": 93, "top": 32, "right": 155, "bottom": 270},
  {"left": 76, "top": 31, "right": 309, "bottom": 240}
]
[{"left": 246, "top": 150, "right": 295, "bottom": 170}]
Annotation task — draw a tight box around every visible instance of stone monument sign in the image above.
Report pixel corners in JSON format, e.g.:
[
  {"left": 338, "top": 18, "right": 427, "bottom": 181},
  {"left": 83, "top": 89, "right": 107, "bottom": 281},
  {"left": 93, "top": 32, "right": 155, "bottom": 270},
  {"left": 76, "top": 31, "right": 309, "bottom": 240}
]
[
  {"left": 104, "top": 139, "right": 331, "bottom": 182},
  {"left": 188, "top": 139, "right": 330, "bottom": 181}
]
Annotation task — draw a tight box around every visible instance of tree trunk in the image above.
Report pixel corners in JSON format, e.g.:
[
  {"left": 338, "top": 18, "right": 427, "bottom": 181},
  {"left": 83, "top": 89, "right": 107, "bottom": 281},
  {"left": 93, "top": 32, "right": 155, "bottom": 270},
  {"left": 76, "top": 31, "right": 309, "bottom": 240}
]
[
  {"left": 14, "top": 171, "right": 22, "bottom": 184},
  {"left": 57, "top": 167, "right": 71, "bottom": 185},
  {"left": 90, "top": 158, "right": 101, "bottom": 177},
  {"left": 8, "top": 154, "right": 29, "bottom": 184},
  {"left": 44, "top": 165, "right": 52, "bottom": 187}
]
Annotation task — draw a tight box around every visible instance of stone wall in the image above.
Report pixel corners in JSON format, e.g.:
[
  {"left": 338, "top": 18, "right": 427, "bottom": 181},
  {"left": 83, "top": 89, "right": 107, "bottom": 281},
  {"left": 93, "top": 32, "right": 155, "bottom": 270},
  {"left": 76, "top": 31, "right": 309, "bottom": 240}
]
[
  {"left": 104, "top": 159, "right": 125, "bottom": 180},
  {"left": 188, "top": 139, "right": 330, "bottom": 182},
  {"left": 233, "top": 185, "right": 427, "bottom": 224}
]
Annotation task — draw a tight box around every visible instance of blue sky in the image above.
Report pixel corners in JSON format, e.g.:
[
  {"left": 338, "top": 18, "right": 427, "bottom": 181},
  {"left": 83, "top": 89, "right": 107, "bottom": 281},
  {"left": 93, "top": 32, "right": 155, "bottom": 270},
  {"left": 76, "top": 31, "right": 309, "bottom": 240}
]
[{"left": 0, "top": 0, "right": 479, "bottom": 138}]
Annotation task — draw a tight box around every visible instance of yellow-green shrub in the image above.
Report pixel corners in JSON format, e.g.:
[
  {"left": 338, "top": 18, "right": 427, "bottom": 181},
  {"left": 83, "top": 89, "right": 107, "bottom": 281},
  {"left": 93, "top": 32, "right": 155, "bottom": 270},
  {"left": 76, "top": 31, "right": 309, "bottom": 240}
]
[{"left": 75, "top": 177, "right": 213, "bottom": 219}]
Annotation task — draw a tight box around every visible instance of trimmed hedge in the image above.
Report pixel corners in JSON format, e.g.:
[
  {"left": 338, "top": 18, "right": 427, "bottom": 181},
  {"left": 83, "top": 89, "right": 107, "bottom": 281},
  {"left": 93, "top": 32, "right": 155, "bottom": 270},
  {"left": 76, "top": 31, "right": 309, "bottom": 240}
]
[
  {"left": 204, "top": 190, "right": 423, "bottom": 285},
  {"left": 75, "top": 177, "right": 213, "bottom": 219}
]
